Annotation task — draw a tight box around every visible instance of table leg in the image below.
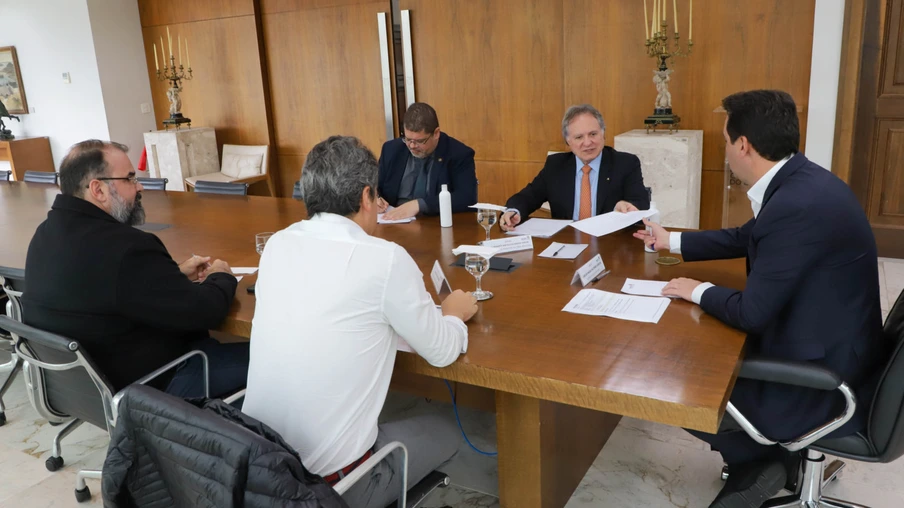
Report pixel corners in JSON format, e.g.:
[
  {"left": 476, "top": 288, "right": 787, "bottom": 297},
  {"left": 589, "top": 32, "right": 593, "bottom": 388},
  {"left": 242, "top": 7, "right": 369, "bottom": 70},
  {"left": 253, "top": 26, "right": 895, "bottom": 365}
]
[{"left": 495, "top": 391, "right": 621, "bottom": 508}]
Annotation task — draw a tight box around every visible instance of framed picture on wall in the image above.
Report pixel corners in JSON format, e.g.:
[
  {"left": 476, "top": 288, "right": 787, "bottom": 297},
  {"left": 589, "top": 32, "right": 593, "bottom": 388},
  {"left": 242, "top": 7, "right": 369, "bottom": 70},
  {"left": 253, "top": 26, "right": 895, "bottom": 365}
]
[{"left": 0, "top": 46, "right": 28, "bottom": 114}]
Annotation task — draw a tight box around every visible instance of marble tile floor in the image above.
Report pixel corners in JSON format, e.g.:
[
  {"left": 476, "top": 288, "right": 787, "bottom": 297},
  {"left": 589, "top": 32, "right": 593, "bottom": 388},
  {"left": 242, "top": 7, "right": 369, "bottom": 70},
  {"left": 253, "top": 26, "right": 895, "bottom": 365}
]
[{"left": 1, "top": 257, "right": 902, "bottom": 507}]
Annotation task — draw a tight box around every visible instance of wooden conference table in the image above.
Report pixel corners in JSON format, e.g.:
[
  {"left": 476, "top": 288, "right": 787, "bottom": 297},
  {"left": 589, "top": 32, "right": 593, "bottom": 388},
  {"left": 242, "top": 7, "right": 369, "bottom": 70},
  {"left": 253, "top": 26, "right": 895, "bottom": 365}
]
[{"left": 0, "top": 183, "right": 747, "bottom": 507}]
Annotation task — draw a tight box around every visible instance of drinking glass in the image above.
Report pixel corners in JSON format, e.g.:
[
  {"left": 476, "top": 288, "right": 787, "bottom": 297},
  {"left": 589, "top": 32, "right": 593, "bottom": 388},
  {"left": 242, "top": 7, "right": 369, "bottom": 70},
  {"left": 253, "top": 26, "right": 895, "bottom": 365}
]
[
  {"left": 477, "top": 208, "right": 497, "bottom": 242},
  {"left": 465, "top": 253, "right": 493, "bottom": 301},
  {"left": 255, "top": 232, "right": 273, "bottom": 255}
]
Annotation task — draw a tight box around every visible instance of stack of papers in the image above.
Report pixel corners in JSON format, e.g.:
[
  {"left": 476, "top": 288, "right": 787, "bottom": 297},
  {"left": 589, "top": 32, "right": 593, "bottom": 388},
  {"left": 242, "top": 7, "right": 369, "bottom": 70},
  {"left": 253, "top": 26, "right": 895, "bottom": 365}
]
[
  {"left": 538, "top": 242, "right": 588, "bottom": 259},
  {"left": 377, "top": 206, "right": 416, "bottom": 224},
  {"left": 452, "top": 245, "right": 501, "bottom": 259},
  {"left": 570, "top": 209, "right": 658, "bottom": 237},
  {"left": 562, "top": 289, "right": 670, "bottom": 324},
  {"left": 505, "top": 218, "right": 573, "bottom": 238},
  {"left": 468, "top": 203, "right": 508, "bottom": 212},
  {"left": 621, "top": 278, "right": 677, "bottom": 298}
]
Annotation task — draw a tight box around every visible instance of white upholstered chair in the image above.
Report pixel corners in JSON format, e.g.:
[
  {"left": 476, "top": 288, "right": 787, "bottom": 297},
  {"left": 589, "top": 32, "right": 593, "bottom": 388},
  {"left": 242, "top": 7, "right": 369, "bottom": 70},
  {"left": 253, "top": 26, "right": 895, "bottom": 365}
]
[{"left": 184, "top": 144, "right": 273, "bottom": 195}]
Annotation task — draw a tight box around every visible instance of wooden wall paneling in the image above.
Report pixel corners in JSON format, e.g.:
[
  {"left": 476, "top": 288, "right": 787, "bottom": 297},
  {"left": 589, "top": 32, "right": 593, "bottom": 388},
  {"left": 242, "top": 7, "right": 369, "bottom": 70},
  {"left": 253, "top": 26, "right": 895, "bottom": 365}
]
[
  {"left": 870, "top": 121, "right": 904, "bottom": 222},
  {"left": 262, "top": 0, "right": 396, "bottom": 175},
  {"left": 276, "top": 154, "right": 306, "bottom": 197},
  {"left": 832, "top": 0, "right": 869, "bottom": 183},
  {"left": 139, "top": 0, "right": 255, "bottom": 27},
  {"left": 398, "top": 0, "right": 565, "bottom": 191},
  {"left": 700, "top": 170, "right": 725, "bottom": 230}
]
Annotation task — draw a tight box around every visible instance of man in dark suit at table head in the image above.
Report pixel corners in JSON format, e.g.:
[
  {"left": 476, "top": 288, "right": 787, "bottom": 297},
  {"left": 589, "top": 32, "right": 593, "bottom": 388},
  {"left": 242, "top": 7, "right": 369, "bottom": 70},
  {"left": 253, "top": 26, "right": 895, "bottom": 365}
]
[
  {"left": 637, "top": 90, "right": 886, "bottom": 508},
  {"left": 377, "top": 102, "right": 477, "bottom": 221},
  {"left": 500, "top": 104, "right": 650, "bottom": 230},
  {"left": 22, "top": 139, "right": 249, "bottom": 398}
]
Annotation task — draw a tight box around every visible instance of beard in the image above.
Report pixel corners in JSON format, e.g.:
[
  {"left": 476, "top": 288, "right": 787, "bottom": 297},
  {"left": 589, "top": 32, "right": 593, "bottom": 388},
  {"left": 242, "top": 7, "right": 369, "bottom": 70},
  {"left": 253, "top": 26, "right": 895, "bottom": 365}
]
[{"left": 109, "top": 185, "right": 146, "bottom": 226}]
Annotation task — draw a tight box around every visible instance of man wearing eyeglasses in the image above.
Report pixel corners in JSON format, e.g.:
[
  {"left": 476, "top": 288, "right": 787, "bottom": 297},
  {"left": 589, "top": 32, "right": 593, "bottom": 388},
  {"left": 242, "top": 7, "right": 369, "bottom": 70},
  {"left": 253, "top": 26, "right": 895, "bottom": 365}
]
[
  {"left": 22, "top": 140, "right": 249, "bottom": 399},
  {"left": 378, "top": 102, "right": 477, "bottom": 221},
  {"left": 500, "top": 104, "right": 650, "bottom": 230}
]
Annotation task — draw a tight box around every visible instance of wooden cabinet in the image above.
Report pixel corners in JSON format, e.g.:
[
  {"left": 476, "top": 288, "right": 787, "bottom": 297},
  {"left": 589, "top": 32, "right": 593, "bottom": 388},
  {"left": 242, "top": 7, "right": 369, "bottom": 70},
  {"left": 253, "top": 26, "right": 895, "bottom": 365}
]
[{"left": 0, "top": 137, "right": 54, "bottom": 181}]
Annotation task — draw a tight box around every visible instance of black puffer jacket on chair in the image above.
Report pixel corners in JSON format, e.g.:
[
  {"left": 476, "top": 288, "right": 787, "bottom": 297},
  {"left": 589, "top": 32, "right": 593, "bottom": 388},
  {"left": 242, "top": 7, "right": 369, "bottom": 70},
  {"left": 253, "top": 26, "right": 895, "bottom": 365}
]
[{"left": 102, "top": 384, "right": 348, "bottom": 508}]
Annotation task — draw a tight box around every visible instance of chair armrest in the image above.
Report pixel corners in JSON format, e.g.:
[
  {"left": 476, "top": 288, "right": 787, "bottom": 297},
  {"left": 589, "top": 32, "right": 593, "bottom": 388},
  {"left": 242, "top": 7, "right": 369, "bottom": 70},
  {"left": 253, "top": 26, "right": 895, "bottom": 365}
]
[
  {"left": 738, "top": 357, "right": 842, "bottom": 390},
  {"left": 223, "top": 388, "right": 245, "bottom": 404},
  {"left": 132, "top": 350, "right": 209, "bottom": 396},
  {"left": 332, "top": 441, "right": 408, "bottom": 507},
  {"left": 231, "top": 174, "right": 268, "bottom": 185}
]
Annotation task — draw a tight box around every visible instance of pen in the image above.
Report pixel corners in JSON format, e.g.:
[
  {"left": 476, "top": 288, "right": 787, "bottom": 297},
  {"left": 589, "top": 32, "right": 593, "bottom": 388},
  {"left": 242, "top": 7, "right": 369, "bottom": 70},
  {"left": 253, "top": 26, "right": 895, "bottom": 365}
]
[
  {"left": 590, "top": 269, "right": 611, "bottom": 284},
  {"left": 551, "top": 244, "right": 565, "bottom": 257}
]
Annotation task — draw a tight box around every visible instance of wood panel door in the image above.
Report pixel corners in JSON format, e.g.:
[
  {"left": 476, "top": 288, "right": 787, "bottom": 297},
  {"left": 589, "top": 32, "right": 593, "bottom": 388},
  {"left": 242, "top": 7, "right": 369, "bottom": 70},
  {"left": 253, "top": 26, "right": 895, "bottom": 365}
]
[
  {"left": 396, "top": 0, "right": 565, "bottom": 206},
  {"left": 261, "top": 0, "right": 397, "bottom": 196},
  {"left": 851, "top": 0, "right": 904, "bottom": 257}
]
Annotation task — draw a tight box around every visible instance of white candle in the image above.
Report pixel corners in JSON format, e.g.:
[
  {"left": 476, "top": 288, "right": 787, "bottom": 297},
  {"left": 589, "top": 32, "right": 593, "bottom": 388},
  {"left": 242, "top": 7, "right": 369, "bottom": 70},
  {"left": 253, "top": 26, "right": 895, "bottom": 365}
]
[
  {"left": 673, "top": 0, "right": 678, "bottom": 34},
  {"left": 653, "top": 0, "right": 658, "bottom": 35},
  {"left": 689, "top": 0, "right": 693, "bottom": 39},
  {"left": 167, "top": 27, "right": 173, "bottom": 57},
  {"left": 644, "top": 0, "right": 649, "bottom": 40},
  {"left": 178, "top": 35, "right": 182, "bottom": 66},
  {"left": 153, "top": 43, "right": 158, "bottom": 70},
  {"left": 662, "top": 0, "right": 666, "bottom": 24},
  {"left": 186, "top": 39, "right": 190, "bottom": 68}
]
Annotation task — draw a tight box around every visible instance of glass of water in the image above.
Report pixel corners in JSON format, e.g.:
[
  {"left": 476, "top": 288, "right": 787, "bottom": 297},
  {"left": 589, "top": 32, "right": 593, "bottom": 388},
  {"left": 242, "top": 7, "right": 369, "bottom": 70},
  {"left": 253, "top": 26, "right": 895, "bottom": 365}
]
[
  {"left": 255, "top": 232, "right": 273, "bottom": 255},
  {"left": 477, "top": 208, "right": 497, "bottom": 242},
  {"left": 465, "top": 253, "right": 493, "bottom": 301}
]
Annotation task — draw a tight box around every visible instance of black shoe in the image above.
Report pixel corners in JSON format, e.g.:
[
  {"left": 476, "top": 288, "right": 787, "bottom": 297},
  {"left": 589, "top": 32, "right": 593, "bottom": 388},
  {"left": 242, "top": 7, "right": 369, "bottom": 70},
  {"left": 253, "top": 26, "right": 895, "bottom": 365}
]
[{"left": 709, "top": 460, "right": 786, "bottom": 508}]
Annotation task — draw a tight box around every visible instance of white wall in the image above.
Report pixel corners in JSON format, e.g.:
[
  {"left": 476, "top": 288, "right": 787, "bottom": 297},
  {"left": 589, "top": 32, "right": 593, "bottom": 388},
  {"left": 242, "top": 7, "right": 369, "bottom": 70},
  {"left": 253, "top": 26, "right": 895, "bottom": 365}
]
[
  {"left": 0, "top": 0, "right": 110, "bottom": 171},
  {"left": 806, "top": 0, "right": 846, "bottom": 170},
  {"left": 86, "top": 0, "right": 157, "bottom": 169}
]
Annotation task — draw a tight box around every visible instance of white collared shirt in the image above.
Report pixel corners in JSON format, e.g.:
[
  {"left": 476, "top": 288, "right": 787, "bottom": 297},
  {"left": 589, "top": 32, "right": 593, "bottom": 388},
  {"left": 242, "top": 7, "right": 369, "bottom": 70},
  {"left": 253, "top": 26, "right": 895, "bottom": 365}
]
[
  {"left": 242, "top": 213, "right": 468, "bottom": 476},
  {"left": 667, "top": 156, "right": 792, "bottom": 304}
]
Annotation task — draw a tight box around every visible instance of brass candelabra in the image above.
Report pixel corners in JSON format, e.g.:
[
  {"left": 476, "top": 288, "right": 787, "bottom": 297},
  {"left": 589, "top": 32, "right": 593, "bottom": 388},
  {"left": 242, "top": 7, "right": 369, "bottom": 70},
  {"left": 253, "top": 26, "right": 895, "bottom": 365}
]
[
  {"left": 157, "top": 54, "right": 193, "bottom": 129},
  {"left": 643, "top": 0, "right": 694, "bottom": 133}
]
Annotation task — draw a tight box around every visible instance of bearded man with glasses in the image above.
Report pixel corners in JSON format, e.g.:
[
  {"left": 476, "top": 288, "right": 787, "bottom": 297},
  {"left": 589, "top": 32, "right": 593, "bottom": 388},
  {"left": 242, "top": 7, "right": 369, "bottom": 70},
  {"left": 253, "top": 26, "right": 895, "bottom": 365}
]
[
  {"left": 377, "top": 102, "right": 477, "bottom": 221},
  {"left": 22, "top": 140, "right": 249, "bottom": 399}
]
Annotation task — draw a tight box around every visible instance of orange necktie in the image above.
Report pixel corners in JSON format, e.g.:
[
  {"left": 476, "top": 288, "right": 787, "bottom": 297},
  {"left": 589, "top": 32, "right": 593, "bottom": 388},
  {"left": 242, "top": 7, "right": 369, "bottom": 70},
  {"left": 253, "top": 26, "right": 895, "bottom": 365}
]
[{"left": 579, "top": 165, "right": 592, "bottom": 220}]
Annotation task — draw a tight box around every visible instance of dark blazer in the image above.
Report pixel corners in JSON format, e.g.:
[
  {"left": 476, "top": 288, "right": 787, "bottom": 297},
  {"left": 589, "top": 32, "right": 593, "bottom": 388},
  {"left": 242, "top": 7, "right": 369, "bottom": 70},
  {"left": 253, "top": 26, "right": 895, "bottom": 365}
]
[
  {"left": 505, "top": 147, "right": 650, "bottom": 219},
  {"left": 682, "top": 153, "right": 885, "bottom": 440},
  {"left": 22, "top": 194, "right": 237, "bottom": 391},
  {"left": 378, "top": 132, "right": 477, "bottom": 215}
]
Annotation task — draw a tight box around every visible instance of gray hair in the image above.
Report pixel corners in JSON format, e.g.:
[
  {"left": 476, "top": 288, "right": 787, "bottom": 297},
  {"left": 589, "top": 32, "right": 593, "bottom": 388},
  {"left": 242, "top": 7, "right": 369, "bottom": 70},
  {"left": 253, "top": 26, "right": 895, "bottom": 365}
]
[
  {"left": 300, "top": 136, "right": 379, "bottom": 217},
  {"left": 561, "top": 104, "right": 606, "bottom": 141}
]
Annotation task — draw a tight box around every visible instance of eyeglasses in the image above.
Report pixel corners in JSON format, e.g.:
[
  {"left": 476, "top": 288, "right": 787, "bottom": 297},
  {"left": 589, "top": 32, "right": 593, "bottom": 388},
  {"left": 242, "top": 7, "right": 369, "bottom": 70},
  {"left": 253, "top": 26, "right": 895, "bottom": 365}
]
[
  {"left": 401, "top": 132, "right": 434, "bottom": 147},
  {"left": 95, "top": 173, "right": 139, "bottom": 185}
]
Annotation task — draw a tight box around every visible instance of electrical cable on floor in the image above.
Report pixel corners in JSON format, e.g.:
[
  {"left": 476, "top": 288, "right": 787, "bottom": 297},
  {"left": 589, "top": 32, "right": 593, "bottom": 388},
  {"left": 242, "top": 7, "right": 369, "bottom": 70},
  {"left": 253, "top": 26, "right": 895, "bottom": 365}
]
[{"left": 443, "top": 379, "right": 498, "bottom": 457}]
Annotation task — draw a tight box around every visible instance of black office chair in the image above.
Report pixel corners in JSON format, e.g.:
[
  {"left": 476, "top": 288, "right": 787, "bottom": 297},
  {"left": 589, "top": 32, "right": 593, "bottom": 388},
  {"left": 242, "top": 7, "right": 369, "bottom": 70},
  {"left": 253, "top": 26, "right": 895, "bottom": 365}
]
[
  {"left": 646, "top": 186, "right": 653, "bottom": 202},
  {"left": 0, "top": 266, "right": 25, "bottom": 426},
  {"left": 293, "top": 179, "right": 303, "bottom": 200},
  {"left": 0, "top": 170, "right": 10, "bottom": 181},
  {"left": 136, "top": 177, "right": 168, "bottom": 190},
  {"left": 23, "top": 171, "right": 58, "bottom": 184},
  {"left": 194, "top": 180, "right": 249, "bottom": 196},
  {"left": 0, "top": 315, "right": 211, "bottom": 502},
  {"left": 722, "top": 288, "right": 904, "bottom": 508}
]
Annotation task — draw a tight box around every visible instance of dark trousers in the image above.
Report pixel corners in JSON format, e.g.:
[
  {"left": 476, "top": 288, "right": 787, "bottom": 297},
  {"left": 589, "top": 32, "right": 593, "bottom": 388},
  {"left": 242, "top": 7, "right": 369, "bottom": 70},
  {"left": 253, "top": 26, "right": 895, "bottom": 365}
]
[
  {"left": 686, "top": 414, "right": 783, "bottom": 466},
  {"left": 165, "top": 337, "right": 249, "bottom": 399}
]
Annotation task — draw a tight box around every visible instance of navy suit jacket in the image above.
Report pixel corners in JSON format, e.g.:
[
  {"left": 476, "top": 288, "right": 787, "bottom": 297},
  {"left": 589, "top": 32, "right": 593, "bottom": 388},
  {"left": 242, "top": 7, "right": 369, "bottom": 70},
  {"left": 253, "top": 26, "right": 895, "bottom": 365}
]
[
  {"left": 504, "top": 147, "right": 649, "bottom": 219},
  {"left": 377, "top": 133, "right": 477, "bottom": 215},
  {"left": 682, "top": 153, "right": 885, "bottom": 440}
]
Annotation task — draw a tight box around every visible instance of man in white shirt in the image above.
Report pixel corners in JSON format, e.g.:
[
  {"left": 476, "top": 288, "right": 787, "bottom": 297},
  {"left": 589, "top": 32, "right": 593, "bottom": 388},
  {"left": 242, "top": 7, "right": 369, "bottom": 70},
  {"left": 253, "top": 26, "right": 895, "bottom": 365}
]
[
  {"left": 635, "top": 90, "right": 884, "bottom": 508},
  {"left": 242, "top": 135, "right": 478, "bottom": 508}
]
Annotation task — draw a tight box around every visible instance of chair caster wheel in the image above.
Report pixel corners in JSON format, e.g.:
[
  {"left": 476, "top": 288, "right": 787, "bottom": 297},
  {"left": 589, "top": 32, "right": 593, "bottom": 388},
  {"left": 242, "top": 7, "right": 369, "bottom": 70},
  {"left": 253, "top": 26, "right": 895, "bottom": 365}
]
[
  {"left": 45, "top": 455, "right": 64, "bottom": 472},
  {"left": 75, "top": 486, "right": 91, "bottom": 503}
]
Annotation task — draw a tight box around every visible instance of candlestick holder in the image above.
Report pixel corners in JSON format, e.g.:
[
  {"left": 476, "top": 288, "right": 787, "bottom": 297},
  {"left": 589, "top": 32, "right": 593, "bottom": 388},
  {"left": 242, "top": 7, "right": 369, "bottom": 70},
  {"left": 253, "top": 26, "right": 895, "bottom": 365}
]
[
  {"left": 156, "top": 55, "right": 193, "bottom": 130},
  {"left": 644, "top": 21, "right": 693, "bottom": 133}
]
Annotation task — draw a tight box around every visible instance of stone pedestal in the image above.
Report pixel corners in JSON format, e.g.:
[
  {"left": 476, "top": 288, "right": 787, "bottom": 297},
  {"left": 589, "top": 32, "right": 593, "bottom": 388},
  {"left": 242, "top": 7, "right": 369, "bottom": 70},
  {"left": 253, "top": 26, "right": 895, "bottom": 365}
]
[
  {"left": 143, "top": 128, "right": 219, "bottom": 191},
  {"left": 613, "top": 129, "right": 703, "bottom": 228}
]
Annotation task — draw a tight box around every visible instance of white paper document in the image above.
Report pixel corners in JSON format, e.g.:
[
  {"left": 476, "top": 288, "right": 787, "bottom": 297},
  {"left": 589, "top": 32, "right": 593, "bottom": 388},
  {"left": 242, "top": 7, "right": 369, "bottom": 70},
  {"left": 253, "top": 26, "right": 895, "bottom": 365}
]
[
  {"left": 562, "top": 289, "right": 671, "bottom": 324},
  {"left": 232, "top": 267, "right": 258, "bottom": 275},
  {"left": 538, "top": 242, "right": 588, "bottom": 260},
  {"left": 377, "top": 206, "right": 417, "bottom": 224},
  {"left": 479, "top": 235, "right": 533, "bottom": 254},
  {"left": 452, "top": 245, "right": 501, "bottom": 259},
  {"left": 570, "top": 209, "right": 658, "bottom": 237},
  {"left": 570, "top": 254, "right": 607, "bottom": 287},
  {"left": 235, "top": 276, "right": 243, "bottom": 283},
  {"left": 621, "top": 278, "right": 677, "bottom": 298},
  {"left": 468, "top": 203, "right": 508, "bottom": 212},
  {"left": 505, "top": 218, "right": 573, "bottom": 238}
]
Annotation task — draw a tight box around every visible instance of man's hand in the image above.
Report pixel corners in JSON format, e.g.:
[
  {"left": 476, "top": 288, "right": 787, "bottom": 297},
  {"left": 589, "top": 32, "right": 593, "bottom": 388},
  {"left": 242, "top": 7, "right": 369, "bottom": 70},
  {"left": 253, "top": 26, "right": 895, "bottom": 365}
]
[
  {"left": 204, "top": 259, "right": 234, "bottom": 279},
  {"left": 500, "top": 211, "right": 521, "bottom": 231},
  {"left": 632, "top": 218, "right": 671, "bottom": 251},
  {"left": 179, "top": 255, "right": 211, "bottom": 282},
  {"left": 662, "top": 277, "right": 703, "bottom": 302},
  {"left": 614, "top": 200, "right": 639, "bottom": 213},
  {"left": 382, "top": 200, "right": 420, "bottom": 220},
  {"left": 441, "top": 289, "right": 479, "bottom": 322},
  {"left": 376, "top": 196, "right": 389, "bottom": 213}
]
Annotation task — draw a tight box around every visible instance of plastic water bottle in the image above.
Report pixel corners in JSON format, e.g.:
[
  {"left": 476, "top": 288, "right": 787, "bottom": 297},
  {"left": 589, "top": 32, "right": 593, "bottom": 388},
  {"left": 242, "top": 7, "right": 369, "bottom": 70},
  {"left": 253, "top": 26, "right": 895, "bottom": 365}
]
[
  {"left": 439, "top": 184, "right": 452, "bottom": 228},
  {"left": 644, "top": 201, "right": 660, "bottom": 253}
]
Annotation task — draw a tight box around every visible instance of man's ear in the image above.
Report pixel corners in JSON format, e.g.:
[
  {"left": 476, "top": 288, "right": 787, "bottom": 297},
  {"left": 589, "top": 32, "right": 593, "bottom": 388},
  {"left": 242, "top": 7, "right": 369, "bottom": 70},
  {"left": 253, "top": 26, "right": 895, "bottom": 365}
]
[
  {"left": 86, "top": 179, "right": 107, "bottom": 202},
  {"left": 360, "top": 186, "right": 375, "bottom": 212}
]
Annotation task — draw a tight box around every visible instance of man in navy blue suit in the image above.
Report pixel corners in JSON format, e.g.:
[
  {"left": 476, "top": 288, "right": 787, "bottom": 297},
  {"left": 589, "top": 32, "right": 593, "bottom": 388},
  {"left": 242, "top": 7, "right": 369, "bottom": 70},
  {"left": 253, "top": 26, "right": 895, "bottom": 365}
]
[
  {"left": 637, "top": 90, "right": 885, "bottom": 508},
  {"left": 377, "top": 103, "right": 477, "bottom": 221}
]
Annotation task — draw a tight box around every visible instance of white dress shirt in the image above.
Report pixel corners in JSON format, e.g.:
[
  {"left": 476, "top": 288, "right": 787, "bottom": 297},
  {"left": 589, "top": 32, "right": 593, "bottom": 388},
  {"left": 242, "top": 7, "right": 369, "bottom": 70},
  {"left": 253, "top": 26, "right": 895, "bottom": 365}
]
[
  {"left": 242, "top": 213, "right": 468, "bottom": 476},
  {"left": 667, "top": 156, "right": 791, "bottom": 303}
]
